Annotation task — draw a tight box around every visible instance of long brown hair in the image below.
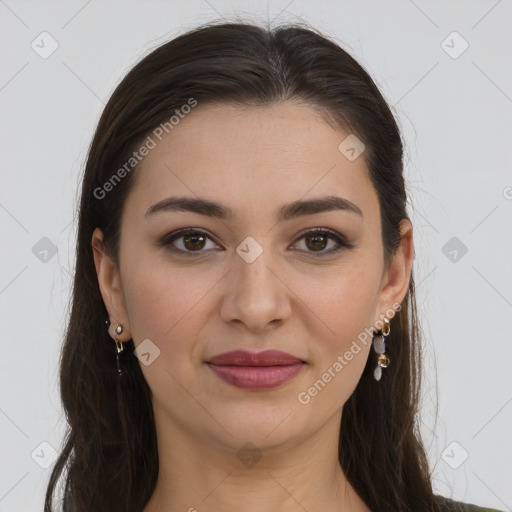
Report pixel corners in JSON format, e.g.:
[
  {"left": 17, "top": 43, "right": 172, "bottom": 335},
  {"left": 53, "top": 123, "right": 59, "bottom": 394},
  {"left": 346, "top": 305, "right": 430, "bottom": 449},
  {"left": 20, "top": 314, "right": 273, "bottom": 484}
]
[{"left": 45, "top": 20, "right": 442, "bottom": 511}]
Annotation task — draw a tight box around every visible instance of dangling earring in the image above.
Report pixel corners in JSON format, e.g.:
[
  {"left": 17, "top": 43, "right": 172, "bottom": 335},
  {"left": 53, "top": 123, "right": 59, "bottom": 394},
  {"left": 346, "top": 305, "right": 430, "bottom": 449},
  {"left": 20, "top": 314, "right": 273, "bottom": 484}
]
[
  {"left": 106, "top": 320, "right": 124, "bottom": 376},
  {"left": 114, "top": 324, "right": 124, "bottom": 375},
  {"left": 373, "top": 316, "right": 390, "bottom": 381}
]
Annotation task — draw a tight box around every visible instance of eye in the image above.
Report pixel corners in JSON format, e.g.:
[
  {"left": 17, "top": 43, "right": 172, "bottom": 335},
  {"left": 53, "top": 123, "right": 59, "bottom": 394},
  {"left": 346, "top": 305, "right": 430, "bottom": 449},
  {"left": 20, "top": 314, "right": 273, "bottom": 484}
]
[
  {"left": 160, "top": 228, "right": 220, "bottom": 256},
  {"left": 291, "top": 228, "right": 354, "bottom": 255}
]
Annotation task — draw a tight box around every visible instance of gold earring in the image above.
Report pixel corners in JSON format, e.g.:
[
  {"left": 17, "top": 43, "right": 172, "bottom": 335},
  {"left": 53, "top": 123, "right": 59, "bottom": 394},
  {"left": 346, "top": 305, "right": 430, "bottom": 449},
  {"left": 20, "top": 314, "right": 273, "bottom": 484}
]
[{"left": 373, "top": 317, "right": 390, "bottom": 381}]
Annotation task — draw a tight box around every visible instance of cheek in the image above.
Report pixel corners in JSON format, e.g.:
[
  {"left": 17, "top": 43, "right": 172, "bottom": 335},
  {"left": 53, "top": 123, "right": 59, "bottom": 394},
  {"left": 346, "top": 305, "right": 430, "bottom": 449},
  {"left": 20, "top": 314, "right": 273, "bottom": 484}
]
[
  {"left": 121, "top": 263, "right": 212, "bottom": 401},
  {"left": 305, "top": 263, "right": 380, "bottom": 340},
  {"left": 122, "top": 258, "right": 219, "bottom": 351},
  {"left": 122, "top": 271, "right": 175, "bottom": 344},
  {"left": 299, "top": 288, "right": 375, "bottom": 411},
  {"left": 298, "top": 262, "right": 380, "bottom": 394}
]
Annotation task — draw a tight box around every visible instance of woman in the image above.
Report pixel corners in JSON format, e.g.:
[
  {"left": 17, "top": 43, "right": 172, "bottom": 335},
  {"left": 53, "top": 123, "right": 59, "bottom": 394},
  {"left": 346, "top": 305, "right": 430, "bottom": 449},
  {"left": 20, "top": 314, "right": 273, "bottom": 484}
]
[{"left": 44, "top": 21, "right": 503, "bottom": 512}]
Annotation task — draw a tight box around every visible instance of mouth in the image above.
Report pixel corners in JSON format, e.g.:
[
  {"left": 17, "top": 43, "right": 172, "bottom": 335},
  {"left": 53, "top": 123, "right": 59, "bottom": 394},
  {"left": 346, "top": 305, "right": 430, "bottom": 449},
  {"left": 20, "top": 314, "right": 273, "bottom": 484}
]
[{"left": 205, "top": 349, "right": 306, "bottom": 390}]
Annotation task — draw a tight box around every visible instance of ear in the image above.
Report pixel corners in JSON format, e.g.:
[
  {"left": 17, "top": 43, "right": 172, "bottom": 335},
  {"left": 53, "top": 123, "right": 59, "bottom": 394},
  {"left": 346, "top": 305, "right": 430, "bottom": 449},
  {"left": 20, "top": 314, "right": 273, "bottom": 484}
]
[
  {"left": 374, "top": 219, "right": 414, "bottom": 326},
  {"left": 91, "top": 227, "right": 132, "bottom": 341}
]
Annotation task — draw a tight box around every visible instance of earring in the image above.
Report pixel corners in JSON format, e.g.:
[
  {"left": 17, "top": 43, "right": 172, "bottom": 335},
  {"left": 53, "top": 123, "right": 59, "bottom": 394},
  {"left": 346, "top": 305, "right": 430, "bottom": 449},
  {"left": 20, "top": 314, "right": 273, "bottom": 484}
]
[
  {"left": 373, "top": 317, "right": 390, "bottom": 381},
  {"left": 106, "top": 320, "right": 124, "bottom": 376}
]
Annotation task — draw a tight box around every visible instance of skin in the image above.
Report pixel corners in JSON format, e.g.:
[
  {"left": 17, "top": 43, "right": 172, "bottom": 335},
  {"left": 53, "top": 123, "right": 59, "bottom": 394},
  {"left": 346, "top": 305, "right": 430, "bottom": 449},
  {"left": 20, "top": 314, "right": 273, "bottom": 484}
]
[{"left": 92, "top": 101, "right": 414, "bottom": 512}]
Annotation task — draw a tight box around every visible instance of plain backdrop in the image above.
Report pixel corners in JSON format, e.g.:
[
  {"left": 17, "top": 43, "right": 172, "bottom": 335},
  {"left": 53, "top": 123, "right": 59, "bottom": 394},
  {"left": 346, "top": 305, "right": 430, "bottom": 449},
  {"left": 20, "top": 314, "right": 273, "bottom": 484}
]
[{"left": 0, "top": 1, "right": 511, "bottom": 510}]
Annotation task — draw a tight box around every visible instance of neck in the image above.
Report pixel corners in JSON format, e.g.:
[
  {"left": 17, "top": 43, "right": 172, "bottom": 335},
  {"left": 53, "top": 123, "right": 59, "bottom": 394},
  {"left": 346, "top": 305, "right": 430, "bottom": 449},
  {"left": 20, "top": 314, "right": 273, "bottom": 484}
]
[{"left": 143, "top": 403, "right": 370, "bottom": 512}]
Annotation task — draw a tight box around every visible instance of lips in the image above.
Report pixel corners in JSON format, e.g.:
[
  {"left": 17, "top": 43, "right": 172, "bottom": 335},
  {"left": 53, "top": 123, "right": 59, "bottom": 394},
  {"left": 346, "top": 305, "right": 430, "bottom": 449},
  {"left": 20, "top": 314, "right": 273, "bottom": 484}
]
[
  {"left": 207, "top": 349, "right": 304, "bottom": 366},
  {"left": 206, "top": 350, "right": 306, "bottom": 390}
]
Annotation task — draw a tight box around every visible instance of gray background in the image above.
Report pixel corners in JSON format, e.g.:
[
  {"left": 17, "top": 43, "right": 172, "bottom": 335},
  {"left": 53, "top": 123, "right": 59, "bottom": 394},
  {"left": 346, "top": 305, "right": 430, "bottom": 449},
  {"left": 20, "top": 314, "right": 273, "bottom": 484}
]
[{"left": 0, "top": 0, "right": 511, "bottom": 510}]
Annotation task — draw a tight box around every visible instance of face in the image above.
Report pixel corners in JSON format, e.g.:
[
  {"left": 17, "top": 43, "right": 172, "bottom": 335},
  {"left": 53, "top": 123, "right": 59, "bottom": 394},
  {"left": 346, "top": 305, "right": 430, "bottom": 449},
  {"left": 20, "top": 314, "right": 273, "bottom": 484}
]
[{"left": 93, "top": 101, "right": 413, "bottom": 454}]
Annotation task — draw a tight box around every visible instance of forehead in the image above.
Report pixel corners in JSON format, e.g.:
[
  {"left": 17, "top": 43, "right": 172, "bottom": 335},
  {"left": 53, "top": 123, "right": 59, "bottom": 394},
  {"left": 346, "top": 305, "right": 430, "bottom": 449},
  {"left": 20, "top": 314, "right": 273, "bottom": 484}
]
[{"left": 123, "top": 101, "right": 379, "bottom": 225}]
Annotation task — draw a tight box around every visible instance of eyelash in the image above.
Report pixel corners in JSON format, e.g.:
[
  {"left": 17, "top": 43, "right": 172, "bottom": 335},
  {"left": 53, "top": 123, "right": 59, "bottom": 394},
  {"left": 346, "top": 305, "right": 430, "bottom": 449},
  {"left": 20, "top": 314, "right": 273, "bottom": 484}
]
[{"left": 160, "top": 227, "right": 355, "bottom": 257}]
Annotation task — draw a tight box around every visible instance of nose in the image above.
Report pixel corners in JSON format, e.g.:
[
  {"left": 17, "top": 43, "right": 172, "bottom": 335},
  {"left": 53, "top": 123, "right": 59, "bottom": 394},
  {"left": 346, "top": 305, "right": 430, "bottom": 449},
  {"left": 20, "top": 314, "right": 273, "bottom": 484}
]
[{"left": 219, "top": 244, "right": 292, "bottom": 333}]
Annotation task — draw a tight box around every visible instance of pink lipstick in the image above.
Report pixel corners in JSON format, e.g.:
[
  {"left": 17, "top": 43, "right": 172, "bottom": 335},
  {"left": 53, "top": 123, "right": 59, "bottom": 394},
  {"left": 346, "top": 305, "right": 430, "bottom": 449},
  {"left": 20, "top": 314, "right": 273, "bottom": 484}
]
[{"left": 206, "top": 349, "right": 305, "bottom": 390}]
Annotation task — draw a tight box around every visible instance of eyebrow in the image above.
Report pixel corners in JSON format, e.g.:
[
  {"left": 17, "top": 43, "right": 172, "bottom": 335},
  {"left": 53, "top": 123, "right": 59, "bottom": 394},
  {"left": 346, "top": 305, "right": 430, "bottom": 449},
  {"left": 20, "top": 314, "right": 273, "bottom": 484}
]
[{"left": 145, "top": 195, "right": 363, "bottom": 221}]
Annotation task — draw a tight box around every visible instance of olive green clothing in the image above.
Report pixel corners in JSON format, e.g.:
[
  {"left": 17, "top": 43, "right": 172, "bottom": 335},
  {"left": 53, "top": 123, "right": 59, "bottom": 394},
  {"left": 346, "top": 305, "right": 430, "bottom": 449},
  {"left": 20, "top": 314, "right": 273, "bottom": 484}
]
[{"left": 437, "top": 495, "right": 505, "bottom": 512}]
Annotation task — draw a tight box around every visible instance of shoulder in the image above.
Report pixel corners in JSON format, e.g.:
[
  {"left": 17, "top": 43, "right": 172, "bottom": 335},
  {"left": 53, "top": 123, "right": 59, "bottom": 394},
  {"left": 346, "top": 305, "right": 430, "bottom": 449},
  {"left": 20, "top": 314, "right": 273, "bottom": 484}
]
[{"left": 435, "top": 494, "right": 505, "bottom": 512}]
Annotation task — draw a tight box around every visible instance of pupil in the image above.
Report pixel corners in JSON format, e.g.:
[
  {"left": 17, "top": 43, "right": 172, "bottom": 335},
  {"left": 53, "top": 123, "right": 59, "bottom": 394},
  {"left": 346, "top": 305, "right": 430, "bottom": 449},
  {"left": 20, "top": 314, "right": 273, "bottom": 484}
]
[
  {"left": 185, "top": 234, "right": 205, "bottom": 250},
  {"left": 307, "top": 235, "right": 326, "bottom": 251}
]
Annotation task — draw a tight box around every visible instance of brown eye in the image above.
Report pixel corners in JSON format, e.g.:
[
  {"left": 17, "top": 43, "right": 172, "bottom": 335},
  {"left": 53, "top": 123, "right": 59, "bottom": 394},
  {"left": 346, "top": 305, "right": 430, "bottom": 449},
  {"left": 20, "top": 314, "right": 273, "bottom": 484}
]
[
  {"left": 182, "top": 233, "right": 207, "bottom": 251},
  {"left": 160, "top": 228, "right": 221, "bottom": 256},
  {"left": 293, "top": 228, "right": 354, "bottom": 256},
  {"left": 304, "top": 233, "right": 329, "bottom": 252}
]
